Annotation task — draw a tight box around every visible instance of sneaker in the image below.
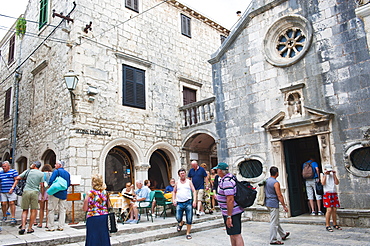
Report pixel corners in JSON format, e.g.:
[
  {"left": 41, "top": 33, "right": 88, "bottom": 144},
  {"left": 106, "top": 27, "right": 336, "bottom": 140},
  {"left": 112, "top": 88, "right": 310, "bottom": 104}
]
[
  {"left": 129, "top": 220, "right": 138, "bottom": 224},
  {"left": 199, "top": 212, "right": 205, "bottom": 216},
  {"left": 310, "top": 212, "right": 316, "bottom": 216},
  {"left": 318, "top": 211, "right": 324, "bottom": 216},
  {"left": 125, "top": 219, "right": 133, "bottom": 223}
]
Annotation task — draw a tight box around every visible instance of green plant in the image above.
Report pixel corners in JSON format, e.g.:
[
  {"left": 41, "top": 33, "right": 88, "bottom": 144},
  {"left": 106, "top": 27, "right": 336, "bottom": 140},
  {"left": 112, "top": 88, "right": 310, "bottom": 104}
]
[{"left": 16, "top": 17, "right": 27, "bottom": 37}]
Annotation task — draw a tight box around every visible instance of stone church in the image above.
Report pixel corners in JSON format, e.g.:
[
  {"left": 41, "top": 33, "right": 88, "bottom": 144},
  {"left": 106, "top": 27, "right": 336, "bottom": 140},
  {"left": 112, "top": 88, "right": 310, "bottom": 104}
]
[
  {"left": 209, "top": 0, "right": 370, "bottom": 226},
  {"left": 0, "top": 0, "right": 227, "bottom": 217}
]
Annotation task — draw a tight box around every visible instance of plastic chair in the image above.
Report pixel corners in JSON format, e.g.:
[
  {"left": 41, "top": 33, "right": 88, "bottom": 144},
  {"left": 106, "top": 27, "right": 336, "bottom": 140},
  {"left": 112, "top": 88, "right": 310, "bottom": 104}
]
[
  {"left": 153, "top": 190, "right": 173, "bottom": 219},
  {"left": 138, "top": 191, "right": 156, "bottom": 222}
]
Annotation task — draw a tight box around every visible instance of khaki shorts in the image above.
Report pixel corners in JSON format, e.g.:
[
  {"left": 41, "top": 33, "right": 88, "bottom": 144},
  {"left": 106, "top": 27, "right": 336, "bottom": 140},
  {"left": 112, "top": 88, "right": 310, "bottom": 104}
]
[
  {"left": 21, "top": 190, "right": 39, "bottom": 210},
  {"left": 196, "top": 189, "right": 205, "bottom": 202}
]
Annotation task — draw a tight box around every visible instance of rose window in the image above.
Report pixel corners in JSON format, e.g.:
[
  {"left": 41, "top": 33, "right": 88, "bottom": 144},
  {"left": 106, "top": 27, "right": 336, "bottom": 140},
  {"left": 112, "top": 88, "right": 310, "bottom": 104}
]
[{"left": 277, "top": 28, "right": 306, "bottom": 58}]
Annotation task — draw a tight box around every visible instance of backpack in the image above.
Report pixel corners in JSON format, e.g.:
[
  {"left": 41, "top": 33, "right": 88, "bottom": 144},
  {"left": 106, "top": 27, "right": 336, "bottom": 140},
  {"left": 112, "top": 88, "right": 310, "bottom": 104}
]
[
  {"left": 302, "top": 161, "right": 314, "bottom": 179},
  {"left": 225, "top": 175, "right": 257, "bottom": 208}
]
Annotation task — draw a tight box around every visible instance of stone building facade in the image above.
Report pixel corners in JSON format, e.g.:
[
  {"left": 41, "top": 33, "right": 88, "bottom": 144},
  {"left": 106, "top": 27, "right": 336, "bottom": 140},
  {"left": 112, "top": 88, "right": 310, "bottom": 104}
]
[
  {"left": 209, "top": 0, "right": 370, "bottom": 226},
  {"left": 0, "top": 0, "right": 227, "bottom": 218}
]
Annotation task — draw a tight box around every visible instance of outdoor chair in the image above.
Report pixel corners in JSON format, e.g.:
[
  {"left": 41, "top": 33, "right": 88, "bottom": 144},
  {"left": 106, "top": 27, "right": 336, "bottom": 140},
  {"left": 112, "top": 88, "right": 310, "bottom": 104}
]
[
  {"left": 138, "top": 191, "right": 156, "bottom": 222},
  {"left": 153, "top": 190, "right": 173, "bottom": 219}
]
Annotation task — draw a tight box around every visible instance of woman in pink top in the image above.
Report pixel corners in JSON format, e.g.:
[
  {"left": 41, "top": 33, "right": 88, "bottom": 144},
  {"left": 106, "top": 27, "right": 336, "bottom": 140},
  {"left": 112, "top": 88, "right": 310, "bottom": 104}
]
[{"left": 83, "top": 174, "right": 111, "bottom": 246}]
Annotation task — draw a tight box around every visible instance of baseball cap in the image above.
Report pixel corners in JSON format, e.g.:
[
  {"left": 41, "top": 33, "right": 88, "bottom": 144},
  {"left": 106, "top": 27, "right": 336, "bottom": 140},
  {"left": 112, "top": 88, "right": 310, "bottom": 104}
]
[
  {"left": 212, "top": 162, "right": 229, "bottom": 170},
  {"left": 33, "top": 161, "right": 42, "bottom": 168},
  {"left": 324, "top": 164, "right": 333, "bottom": 171}
]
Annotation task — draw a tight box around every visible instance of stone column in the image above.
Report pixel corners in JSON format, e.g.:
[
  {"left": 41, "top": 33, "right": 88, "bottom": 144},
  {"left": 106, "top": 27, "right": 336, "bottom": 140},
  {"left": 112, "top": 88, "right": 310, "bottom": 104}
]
[
  {"left": 134, "top": 163, "right": 150, "bottom": 182},
  {"left": 317, "top": 134, "right": 331, "bottom": 167}
]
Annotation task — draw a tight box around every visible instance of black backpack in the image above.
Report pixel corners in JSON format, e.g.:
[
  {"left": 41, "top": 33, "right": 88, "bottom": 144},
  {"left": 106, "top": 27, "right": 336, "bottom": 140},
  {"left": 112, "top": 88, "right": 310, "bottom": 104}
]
[{"left": 225, "top": 175, "right": 257, "bottom": 208}]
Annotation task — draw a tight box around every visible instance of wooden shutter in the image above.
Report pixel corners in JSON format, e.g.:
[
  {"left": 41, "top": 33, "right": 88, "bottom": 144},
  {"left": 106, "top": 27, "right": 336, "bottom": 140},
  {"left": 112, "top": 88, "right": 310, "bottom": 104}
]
[
  {"left": 123, "top": 65, "right": 145, "bottom": 109},
  {"left": 4, "top": 87, "right": 12, "bottom": 120},
  {"left": 39, "top": 0, "right": 48, "bottom": 29},
  {"left": 183, "top": 87, "right": 196, "bottom": 105},
  {"left": 181, "top": 14, "right": 191, "bottom": 38},
  {"left": 8, "top": 35, "right": 15, "bottom": 64}
]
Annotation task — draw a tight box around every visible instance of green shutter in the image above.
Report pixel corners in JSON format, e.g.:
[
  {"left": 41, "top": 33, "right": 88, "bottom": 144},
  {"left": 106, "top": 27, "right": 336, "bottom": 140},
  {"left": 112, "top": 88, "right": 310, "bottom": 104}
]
[{"left": 39, "top": 0, "right": 48, "bottom": 30}]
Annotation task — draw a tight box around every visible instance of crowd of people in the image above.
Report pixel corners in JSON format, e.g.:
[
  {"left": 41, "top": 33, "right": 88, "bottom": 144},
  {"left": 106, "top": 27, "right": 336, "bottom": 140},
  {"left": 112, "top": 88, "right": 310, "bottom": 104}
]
[
  {"left": 0, "top": 160, "right": 70, "bottom": 234},
  {"left": 0, "top": 158, "right": 342, "bottom": 246}
]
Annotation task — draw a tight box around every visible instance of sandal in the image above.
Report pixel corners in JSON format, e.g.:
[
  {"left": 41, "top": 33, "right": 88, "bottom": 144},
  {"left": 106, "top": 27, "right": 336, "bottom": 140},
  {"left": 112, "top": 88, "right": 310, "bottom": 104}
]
[
  {"left": 27, "top": 229, "right": 35, "bottom": 234},
  {"left": 19, "top": 229, "right": 25, "bottom": 235},
  {"left": 177, "top": 222, "right": 183, "bottom": 232},
  {"left": 333, "top": 225, "right": 342, "bottom": 230},
  {"left": 37, "top": 224, "right": 43, "bottom": 228},
  {"left": 186, "top": 234, "right": 192, "bottom": 240},
  {"left": 326, "top": 226, "right": 333, "bottom": 232},
  {"left": 270, "top": 241, "right": 284, "bottom": 245},
  {"left": 282, "top": 232, "right": 290, "bottom": 240}
]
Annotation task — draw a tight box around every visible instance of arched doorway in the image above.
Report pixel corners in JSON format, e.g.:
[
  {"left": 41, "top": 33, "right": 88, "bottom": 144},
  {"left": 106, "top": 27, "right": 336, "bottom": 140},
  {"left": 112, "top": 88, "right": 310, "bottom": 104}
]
[
  {"left": 105, "top": 146, "right": 133, "bottom": 192},
  {"left": 16, "top": 156, "right": 28, "bottom": 173},
  {"left": 149, "top": 150, "right": 171, "bottom": 190},
  {"left": 42, "top": 149, "right": 56, "bottom": 168}
]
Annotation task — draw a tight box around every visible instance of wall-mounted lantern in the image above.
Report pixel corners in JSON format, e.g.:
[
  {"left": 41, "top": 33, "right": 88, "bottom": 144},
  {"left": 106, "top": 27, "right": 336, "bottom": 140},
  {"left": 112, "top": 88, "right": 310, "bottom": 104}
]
[{"left": 64, "top": 70, "right": 79, "bottom": 115}]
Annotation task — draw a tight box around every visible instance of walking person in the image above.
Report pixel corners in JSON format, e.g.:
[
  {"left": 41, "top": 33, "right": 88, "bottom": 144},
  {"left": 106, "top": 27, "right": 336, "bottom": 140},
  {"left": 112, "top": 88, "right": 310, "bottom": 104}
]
[
  {"left": 320, "top": 164, "right": 342, "bottom": 232},
  {"left": 187, "top": 160, "right": 208, "bottom": 216},
  {"left": 0, "top": 161, "right": 19, "bottom": 225},
  {"left": 213, "top": 162, "right": 244, "bottom": 246},
  {"left": 172, "top": 168, "right": 196, "bottom": 240},
  {"left": 16, "top": 161, "right": 44, "bottom": 234},
  {"left": 302, "top": 157, "right": 324, "bottom": 215},
  {"left": 265, "top": 166, "right": 290, "bottom": 245},
  {"left": 37, "top": 164, "right": 53, "bottom": 228},
  {"left": 83, "top": 174, "right": 111, "bottom": 246},
  {"left": 46, "top": 160, "right": 71, "bottom": 231}
]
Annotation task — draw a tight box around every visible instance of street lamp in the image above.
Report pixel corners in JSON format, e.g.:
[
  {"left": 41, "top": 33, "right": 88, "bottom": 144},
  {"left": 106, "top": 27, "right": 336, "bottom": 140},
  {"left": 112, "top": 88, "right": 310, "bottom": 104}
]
[{"left": 64, "top": 70, "right": 79, "bottom": 115}]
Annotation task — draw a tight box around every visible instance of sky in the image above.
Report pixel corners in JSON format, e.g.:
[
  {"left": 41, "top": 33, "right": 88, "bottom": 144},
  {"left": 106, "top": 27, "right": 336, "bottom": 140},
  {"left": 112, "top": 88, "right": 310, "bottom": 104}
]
[{"left": 0, "top": 0, "right": 252, "bottom": 40}]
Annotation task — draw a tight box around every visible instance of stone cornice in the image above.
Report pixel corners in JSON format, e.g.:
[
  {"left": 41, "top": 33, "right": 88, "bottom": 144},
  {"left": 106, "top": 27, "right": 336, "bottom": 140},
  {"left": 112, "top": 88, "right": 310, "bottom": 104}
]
[
  {"left": 31, "top": 60, "right": 48, "bottom": 76},
  {"left": 167, "top": 0, "right": 229, "bottom": 36},
  {"left": 114, "top": 52, "right": 152, "bottom": 68}
]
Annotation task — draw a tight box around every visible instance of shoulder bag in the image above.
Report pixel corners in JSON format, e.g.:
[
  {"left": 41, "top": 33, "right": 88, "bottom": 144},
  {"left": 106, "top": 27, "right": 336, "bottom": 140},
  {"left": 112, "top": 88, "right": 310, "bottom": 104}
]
[
  {"left": 47, "top": 170, "right": 68, "bottom": 195},
  {"left": 15, "top": 169, "right": 30, "bottom": 196},
  {"left": 107, "top": 193, "right": 118, "bottom": 233}
]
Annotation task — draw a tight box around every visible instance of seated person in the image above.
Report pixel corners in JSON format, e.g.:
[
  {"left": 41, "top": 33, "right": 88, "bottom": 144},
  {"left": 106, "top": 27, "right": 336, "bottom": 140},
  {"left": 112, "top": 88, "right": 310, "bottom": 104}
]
[
  {"left": 121, "top": 182, "right": 135, "bottom": 222},
  {"left": 128, "top": 180, "right": 151, "bottom": 224},
  {"left": 164, "top": 178, "right": 175, "bottom": 201}
]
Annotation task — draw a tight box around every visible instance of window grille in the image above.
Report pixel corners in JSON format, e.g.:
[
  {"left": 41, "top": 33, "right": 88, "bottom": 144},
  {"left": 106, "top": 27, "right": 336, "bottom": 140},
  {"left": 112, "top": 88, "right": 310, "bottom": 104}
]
[
  {"left": 239, "top": 160, "right": 263, "bottom": 178},
  {"left": 351, "top": 147, "right": 370, "bottom": 171}
]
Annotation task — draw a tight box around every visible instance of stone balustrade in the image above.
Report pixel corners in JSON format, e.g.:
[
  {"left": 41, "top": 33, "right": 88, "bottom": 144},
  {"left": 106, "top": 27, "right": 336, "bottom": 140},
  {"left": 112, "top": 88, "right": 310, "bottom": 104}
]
[{"left": 179, "top": 97, "right": 215, "bottom": 128}]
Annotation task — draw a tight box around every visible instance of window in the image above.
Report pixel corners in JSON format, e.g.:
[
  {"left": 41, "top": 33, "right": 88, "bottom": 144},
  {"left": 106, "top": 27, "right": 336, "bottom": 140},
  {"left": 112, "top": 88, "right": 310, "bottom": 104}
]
[
  {"left": 125, "top": 0, "right": 139, "bottom": 12},
  {"left": 239, "top": 160, "right": 263, "bottom": 178},
  {"left": 351, "top": 147, "right": 370, "bottom": 171},
  {"left": 181, "top": 14, "right": 191, "bottom": 38},
  {"left": 4, "top": 87, "right": 12, "bottom": 121},
  {"left": 8, "top": 35, "right": 15, "bottom": 64},
  {"left": 122, "top": 65, "right": 145, "bottom": 109},
  {"left": 39, "top": 0, "right": 48, "bottom": 30}
]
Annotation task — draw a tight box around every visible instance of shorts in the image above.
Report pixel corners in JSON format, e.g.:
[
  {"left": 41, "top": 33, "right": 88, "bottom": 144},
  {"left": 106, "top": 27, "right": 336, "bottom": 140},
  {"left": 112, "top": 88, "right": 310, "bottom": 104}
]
[
  {"left": 1, "top": 192, "right": 17, "bottom": 202},
  {"left": 21, "top": 190, "right": 39, "bottom": 210},
  {"left": 222, "top": 212, "right": 242, "bottom": 235},
  {"left": 39, "top": 190, "right": 49, "bottom": 201},
  {"left": 176, "top": 199, "right": 193, "bottom": 225},
  {"left": 136, "top": 201, "right": 150, "bottom": 207},
  {"left": 196, "top": 189, "right": 205, "bottom": 202},
  {"left": 323, "top": 192, "right": 340, "bottom": 208},
  {"left": 305, "top": 180, "right": 322, "bottom": 200}
]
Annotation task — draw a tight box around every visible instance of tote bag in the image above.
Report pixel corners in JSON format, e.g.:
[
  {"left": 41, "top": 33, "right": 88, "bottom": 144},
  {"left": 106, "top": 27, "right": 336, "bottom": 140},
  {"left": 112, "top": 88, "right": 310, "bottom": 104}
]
[
  {"left": 15, "top": 170, "right": 30, "bottom": 196},
  {"left": 47, "top": 175, "right": 68, "bottom": 195}
]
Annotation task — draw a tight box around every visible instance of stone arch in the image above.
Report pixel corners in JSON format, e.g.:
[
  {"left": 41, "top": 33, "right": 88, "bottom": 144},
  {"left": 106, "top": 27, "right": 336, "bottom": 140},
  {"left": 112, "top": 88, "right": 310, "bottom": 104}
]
[
  {"left": 146, "top": 142, "right": 180, "bottom": 188},
  {"left": 182, "top": 129, "right": 219, "bottom": 170},
  {"left": 41, "top": 149, "right": 57, "bottom": 168},
  {"left": 100, "top": 138, "right": 144, "bottom": 189},
  {"left": 16, "top": 156, "right": 28, "bottom": 173}
]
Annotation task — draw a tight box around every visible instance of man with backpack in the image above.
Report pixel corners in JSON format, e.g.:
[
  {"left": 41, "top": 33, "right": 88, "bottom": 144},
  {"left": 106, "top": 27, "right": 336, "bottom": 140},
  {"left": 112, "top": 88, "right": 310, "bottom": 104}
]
[
  {"left": 302, "top": 157, "right": 323, "bottom": 216},
  {"left": 213, "top": 162, "right": 244, "bottom": 246}
]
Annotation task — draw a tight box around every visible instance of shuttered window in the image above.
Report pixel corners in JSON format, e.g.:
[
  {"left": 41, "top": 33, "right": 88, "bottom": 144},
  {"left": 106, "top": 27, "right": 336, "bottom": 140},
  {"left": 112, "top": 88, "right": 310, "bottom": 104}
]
[
  {"left": 181, "top": 14, "right": 191, "bottom": 38},
  {"left": 4, "top": 87, "right": 12, "bottom": 121},
  {"left": 8, "top": 35, "right": 15, "bottom": 64},
  {"left": 125, "top": 0, "right": 139, "bottom": 12},
  {"left": 39, "top": 0, "right": 48, "bottom": 30},
  {"left": 123, "top": 65, "right": 145, "bottom": 109}
]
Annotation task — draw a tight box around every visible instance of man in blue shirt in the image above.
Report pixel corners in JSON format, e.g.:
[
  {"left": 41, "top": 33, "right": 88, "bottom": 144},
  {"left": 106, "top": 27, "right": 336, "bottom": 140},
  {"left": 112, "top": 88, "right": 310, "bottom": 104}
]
[
  {"left": 302, "top": 157, "right": 323, "bottom": 216},
  {"left": 46, "top": 160, "right": 71, "bottom": 231},
  {"left": 0, "top": 161, "right": 18, "bottom": 224},
  {"left": 187, "top": 160, "right": 208, "bottom": 216}
]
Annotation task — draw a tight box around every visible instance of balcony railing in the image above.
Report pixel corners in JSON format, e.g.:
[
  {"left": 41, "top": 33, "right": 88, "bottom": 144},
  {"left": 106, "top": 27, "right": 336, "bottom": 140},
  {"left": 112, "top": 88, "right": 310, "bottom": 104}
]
[{"left": 179, "top": 97, "right": 215, "bottom": 128}]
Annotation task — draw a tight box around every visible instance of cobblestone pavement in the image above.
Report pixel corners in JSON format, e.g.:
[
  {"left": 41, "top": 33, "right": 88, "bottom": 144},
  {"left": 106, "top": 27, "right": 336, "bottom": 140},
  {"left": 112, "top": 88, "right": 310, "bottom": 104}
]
[{"left": 136, "top": 221, "right": 370, "bottom": 246}]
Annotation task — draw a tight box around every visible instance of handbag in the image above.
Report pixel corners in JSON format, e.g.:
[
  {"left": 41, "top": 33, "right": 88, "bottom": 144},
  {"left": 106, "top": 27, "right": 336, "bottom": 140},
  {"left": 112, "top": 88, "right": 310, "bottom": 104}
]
[
  {"left": 15, "top": 170, "right": 30, "bottom": 196},
  {"left": 316, "top": 180, "right": 324, "bottom": 196},
  {"left": 257, "top": 183, "right": 265, "bottom": 206},
  {"left": 107, "top": 194, "right": 118, "bottom": 233},
  {"left": 47, "top": 170, "right": 68, "bottom": 195}
]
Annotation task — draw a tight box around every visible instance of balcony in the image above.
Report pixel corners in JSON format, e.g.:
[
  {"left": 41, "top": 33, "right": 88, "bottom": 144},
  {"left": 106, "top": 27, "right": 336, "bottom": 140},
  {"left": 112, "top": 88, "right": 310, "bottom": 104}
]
[{"left": 179, "top": 97, "right": 215, "bottom": 129}]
